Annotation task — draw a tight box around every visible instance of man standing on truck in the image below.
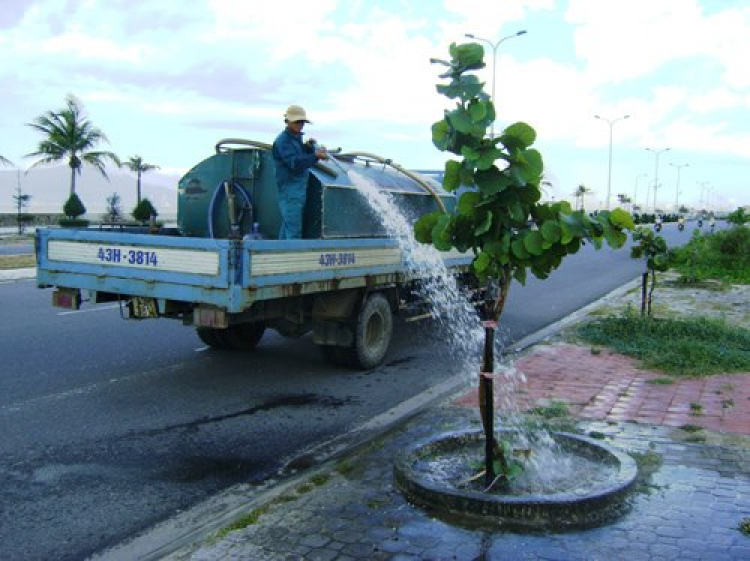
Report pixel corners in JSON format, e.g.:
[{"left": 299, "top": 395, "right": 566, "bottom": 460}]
[{"left": 272, "top": 105, "right": 328, "bottom": 239}]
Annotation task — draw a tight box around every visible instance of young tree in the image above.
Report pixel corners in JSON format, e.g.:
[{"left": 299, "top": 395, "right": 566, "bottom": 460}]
[
  {"left": 630, "top": 226, "right": 669, "bottom": 316},
  {"left": 13, "top": 172, "right": 33, "bottom": 234},
  {"left": 105, "top": 192, "right": 122, "bottom": 222},
  {"left": 124, "top": 155, "right": 159, "bottom": 204},
  {"left": 25, "top": 94, "right": 120, "bottom": 197},
  {"left": 416, "top": 42, "right": 633, "bottom": 487},
  {"left": 574, "top": 184, "right": 592, "bottom": 211}
]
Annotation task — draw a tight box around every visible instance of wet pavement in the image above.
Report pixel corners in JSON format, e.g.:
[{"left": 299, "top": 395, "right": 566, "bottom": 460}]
[
  {"left": 160, "top": 277, "right": 750, "bottom": 561},
  {"left": 6, "top": 265, "right": 748, "bottom": 559}
]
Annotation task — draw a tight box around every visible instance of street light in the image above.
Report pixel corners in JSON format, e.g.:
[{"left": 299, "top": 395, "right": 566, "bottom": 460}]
[
  {"left": 465, "top": 30, "right": 527, "bottom": 137},
  {"left": 670, "top": 162, "right": 689, "bottom": 211},
  {"left": 646, "top": 147, "right": 670, "bottom": 211},
  {"left": 595, "top": 114, "right": 630, "bottom": 210}
]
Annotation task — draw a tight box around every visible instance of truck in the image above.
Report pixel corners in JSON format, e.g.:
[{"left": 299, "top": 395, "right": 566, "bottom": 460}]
[{"left": 35, "top": 139, "right": 476, "bottom": 369}]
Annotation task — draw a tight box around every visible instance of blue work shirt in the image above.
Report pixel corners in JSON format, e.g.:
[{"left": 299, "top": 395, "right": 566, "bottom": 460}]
[{"left": 272, "top": 129, "right": 318, "bottom": 188}]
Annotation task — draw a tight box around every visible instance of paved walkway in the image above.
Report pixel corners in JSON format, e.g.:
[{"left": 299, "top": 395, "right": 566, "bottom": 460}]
[
  {"left": 165, "top": 337, "right": 750, "bottom": 561},
  {"left": 455, "top": 343, "right": 750, "bottom": 435}
]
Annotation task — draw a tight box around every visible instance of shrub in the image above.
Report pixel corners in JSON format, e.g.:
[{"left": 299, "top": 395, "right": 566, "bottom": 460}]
[
  {"left": 62, "top": 193, "right": 86, "bottom": 218},
  {"left": 132, "top": 198, "right": 158, "bottom": 223}
]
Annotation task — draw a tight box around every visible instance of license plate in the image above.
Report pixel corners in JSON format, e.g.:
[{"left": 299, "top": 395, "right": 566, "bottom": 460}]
[{"left": 130, "top": 297, "right": 159, "bottom": 318}]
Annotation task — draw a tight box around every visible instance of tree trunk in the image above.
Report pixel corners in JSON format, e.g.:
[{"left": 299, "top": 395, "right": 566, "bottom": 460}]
[
  {"left": 641, "top": 272, "right": 648, "bottom": 316},
  {"left": 69, "top": 165, "right": 77, "bottom": 196},
  {"left": 478, "top": 271, "right": 511, "bottom": 488},
  {"left": 137, "top": 171, "right": 142, "bottom": 204}
]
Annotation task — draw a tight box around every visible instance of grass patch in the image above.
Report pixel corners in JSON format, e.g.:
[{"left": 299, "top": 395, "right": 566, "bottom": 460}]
[
  {"left": 630, "top": 450, "right": 664, "bottom": 495},
  {"left": 0, "top": 254, "right": 35, "bottom": 270},
  {"left": 524, "top": 400, "right": 579, "bottom": 433},
  {"left": 680, "top": 424, "right": 703, "bottom": 433},
  {"left": 215, "top": 504, "right": 271, "bottom": 538},
  {"left": 671, "top": 225, "right": 750, "bottom": 284},
  {"left": 648, "top": 377, "right": 675, "bottom": 385},
  {"left": 576, "top": 315, "right": 750, "bottom": 376}
]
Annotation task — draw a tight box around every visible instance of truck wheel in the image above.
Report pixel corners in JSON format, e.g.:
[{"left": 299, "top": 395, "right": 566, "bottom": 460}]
[
  {"left": 349, "top": 292, "right": 393, "bottom": 369},
  {"left": 196, "top": 324, "right": 265, "bottom": 351},
  {"left": 222, "top": 323, "right": 266, "bottom": 351},
  {"left": 195, "top": 327, "right": 227, "bottom": 349}
]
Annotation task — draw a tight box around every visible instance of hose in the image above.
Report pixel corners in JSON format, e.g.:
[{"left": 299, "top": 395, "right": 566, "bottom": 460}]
[
  {"left": 207, "top": 181, "right": 254, "bottom": 239},
  {"left": 337, "top": 151, "right": 447, "bottom": 213}
]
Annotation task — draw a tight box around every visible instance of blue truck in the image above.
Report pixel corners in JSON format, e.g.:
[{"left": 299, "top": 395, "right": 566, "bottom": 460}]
[{"left": 35, "top": 139, "right": 475, "bottom": 369}]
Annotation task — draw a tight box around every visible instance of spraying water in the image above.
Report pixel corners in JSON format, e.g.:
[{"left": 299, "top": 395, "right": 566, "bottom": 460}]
[
  {"left": 347, "top": 169, "right": 484, "bottom": 372},
  {"left": 348, "top": 167, "right": 575, "bottom": 490}
]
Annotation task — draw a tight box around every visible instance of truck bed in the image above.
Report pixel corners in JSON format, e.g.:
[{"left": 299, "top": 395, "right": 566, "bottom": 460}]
[{"left": 36, "top": 228, "right": 472, "bottom": 313}]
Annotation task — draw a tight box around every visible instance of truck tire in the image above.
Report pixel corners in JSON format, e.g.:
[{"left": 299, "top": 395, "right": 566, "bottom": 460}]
[
  {"left": 221, "top": 323, "right": 266, "bottom": 350},
  {"left": 347, "top": 292, "right": 393, "bottom": 369},
  {"left": 196, "top": 324, "right": 265, "bottom": 351},
  {"left": 196, "top": 326, "right": 227, "bottom": 349}
]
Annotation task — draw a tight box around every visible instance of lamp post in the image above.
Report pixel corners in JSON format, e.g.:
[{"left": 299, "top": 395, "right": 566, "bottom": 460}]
[
  {"left": 646, "top": 147, "right": 670, "bottom": 211},
  {"left": 670, "top": 162, "right": 689, "bottom": 211},
  {"left": 595, "top": 114, "right": 630, "bottom": 209},
  {"left": 465, "top": 30, "right": 527, "bottom": 137}
]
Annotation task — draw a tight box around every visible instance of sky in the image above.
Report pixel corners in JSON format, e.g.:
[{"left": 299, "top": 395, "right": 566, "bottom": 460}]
[{"left": 1, "top": 0, "right": 749, "bottom": 214}]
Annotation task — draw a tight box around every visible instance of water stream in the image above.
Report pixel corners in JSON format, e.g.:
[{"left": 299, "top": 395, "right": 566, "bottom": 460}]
[{"left": 347, "top": 169, "right": 592, "bottom": 493}]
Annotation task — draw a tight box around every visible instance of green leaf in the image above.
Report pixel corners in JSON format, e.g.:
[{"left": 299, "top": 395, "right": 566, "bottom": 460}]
[
  {"left": 432, "top": 214, "right": 454, "bottom": 250},
  {"left": 468, "top": 99, "right": 487, "bottom": 122},
  {"left": 474, "top": 166, "right": 508, "bottom": 195},
  {"left": 474, "top": 251, "right": 491, "bottom": 273},
  {"left": 446, "top": 106, "right": 473, "bottom": 134},
  {"left": 457, "top": 191, "right": 479, "bottom": 216},
  {"left": 474, "top": 210, "right": 493, "bottom": 235},
  {"left": 540, "top": 220, "right": 561, "bottom": 243},
  {"left": 511, "top": 238, "right": 529, "bottom": 259},
  {"left": 414, "top": 212, "right": 440, "bottom": 243},
  {"left": 609, "top": 207, "right": 634, "bottom": 230},
  {"left": 499, "top": 122, "right": 536, "bottom": 150},
  {"left": 431, "top": 119, "right": 450, "bottom": 151},
  {"left": 476, "top": 145, "right": 503, "bottom": 170},
  {"left": 523, "top": 230, "right": 544, "bottom": 256},
  {"left": 444, "top": 159, "right": 461, "bottom": 191}
]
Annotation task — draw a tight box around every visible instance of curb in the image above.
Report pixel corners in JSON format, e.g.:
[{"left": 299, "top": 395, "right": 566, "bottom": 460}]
[{"left": 0, "top": 267, "right": 36, "bottom": 282}]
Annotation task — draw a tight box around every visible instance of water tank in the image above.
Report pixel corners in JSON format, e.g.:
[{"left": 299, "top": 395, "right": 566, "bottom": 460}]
[{"left": 177, "top": 139, "right": 455, "bottom": 239}]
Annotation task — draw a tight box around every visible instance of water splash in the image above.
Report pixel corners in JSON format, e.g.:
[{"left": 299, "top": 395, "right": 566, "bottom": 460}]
[{"left": 347, "top": 170, "right": 483, "bottom": 373}]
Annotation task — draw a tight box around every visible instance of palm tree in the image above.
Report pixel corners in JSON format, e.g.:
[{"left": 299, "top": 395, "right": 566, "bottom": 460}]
[
  {"left": 124, "top": 156, "right": 159, "bottom": 204},
  {"left": 573, "top": 184, "right": 592, "bottom": 211},
  {"left": 25, "top": 94, "right": 120, "bottom": 196},
  {"left": 0, "top": 155, "right": 12, "bottom": 166}
]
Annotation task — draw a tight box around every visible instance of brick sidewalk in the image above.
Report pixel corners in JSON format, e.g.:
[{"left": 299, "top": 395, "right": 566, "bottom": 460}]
[{"left": 455, "top": 342, "right": 750, "bottom": 435}]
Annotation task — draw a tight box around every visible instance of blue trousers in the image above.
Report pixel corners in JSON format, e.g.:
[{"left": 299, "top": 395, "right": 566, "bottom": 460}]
[{"left": 278, "top": 176, "right": 307, "bottom": 239}]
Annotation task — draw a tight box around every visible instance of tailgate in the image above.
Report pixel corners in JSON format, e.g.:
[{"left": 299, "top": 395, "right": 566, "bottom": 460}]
[{"left": 36, "top": 229, "right": 234, "bottom": 307}]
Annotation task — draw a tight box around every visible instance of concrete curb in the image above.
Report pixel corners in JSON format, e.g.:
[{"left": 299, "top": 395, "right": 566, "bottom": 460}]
[{"left": 0, "top": 267, "right": 36, "bottom": 282}]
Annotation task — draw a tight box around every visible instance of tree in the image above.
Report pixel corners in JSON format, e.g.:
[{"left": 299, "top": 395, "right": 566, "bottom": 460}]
[
  {"left": 25, "top": 94, "right": 120, "bottom": 197},
  {"left": 0, "top": 155, "right": 12, "bottom": 166},
  {"left": 574, "top": 184, "right": 592, "bottom": 211},
  {"left": 630, "top": 226, "right": 669, "bottom": 316},
  {"left": 416, "top": 42, "right": 633, "bottom": 488},
  {"left": 12, "top": 172, "right": 33, "bottom": 234},
  {"left": 726, "top": 207, "right": 748, "bottom": 226},
  {"left": 132, "top": 197, "right": 158, "bottom": 224},
  {"left": 124, "top": 155, "right": 159, "bottom": 204},
  {"left": 105, "top": 192, "right": 122, "bottom": 222}
]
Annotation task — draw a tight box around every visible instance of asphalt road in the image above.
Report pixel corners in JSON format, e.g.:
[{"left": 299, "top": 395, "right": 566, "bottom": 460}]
[{"left": 0, "top": 221, "right": 705, "bottom": 560}]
